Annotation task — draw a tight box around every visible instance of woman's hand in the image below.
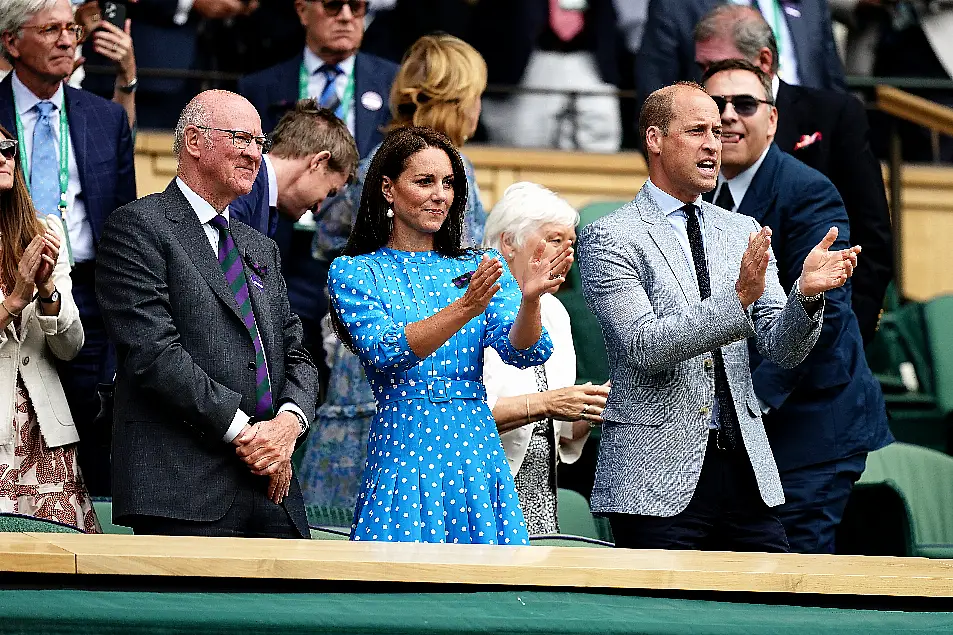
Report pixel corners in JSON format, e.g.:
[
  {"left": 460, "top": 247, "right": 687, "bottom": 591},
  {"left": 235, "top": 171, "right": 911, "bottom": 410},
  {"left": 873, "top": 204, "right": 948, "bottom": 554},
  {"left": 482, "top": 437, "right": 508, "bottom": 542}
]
[
  {"left": 521, "top": 238, "right": 573, "bottom": 302},
  {"left": 544, "top": 382, "right": 609, "bottom": 422},
  {"left": 7, "top": 236, "right": 47, "bottom": 313},
  {"left": 34, "top": 227, "right": 60, "bottom": 294},
  {"left": 91, "top": 19, "right": 136, "bottom": 85},
  {"left": 455, "top": 254, "right": 503, "bottom": 321}
]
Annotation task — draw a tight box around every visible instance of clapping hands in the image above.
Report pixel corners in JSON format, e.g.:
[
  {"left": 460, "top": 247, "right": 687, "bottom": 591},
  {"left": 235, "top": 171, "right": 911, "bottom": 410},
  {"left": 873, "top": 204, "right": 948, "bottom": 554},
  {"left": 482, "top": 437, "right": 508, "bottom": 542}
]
[{"left": 799, "top": 227, "right": 861, "bottom": 297}]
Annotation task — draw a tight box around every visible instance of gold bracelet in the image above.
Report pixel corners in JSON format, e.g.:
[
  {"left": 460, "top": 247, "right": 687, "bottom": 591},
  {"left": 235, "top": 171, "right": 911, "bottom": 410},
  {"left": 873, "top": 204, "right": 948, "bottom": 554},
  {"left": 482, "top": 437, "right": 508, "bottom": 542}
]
[
  {"left": 0, "top": 301, "right": 19, "bottom": 318},
  {"left": 525, "top": 395, "right": 531, "bottom": 424}
]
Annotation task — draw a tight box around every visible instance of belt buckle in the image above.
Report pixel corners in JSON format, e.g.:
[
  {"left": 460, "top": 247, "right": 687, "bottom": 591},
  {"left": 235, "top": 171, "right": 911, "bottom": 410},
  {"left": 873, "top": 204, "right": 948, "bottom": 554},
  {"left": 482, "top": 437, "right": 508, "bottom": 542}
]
[{"left": 427, "top": 379, "right": 452, "bottom": 403}]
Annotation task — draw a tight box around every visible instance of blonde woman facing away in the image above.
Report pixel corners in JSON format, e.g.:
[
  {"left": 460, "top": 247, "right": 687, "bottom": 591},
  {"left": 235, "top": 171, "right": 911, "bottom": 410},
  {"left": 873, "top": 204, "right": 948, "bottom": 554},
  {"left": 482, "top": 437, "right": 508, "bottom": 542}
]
[{"left": 483, "top": 182, "right": 609, "bottom": 535}]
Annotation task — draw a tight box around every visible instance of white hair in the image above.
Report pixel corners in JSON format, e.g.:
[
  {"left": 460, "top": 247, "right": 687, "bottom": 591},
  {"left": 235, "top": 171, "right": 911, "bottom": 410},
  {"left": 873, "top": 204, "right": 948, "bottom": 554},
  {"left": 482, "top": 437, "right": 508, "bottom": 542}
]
[
  {"left": 0, "top": 0, "right": 59, "bottom": 64},
  {"left": 172, "top": 97, "right": 212, "bottom": 155},
  {"left": 482, "top": 182, "right": 580, "bottom": 252}
]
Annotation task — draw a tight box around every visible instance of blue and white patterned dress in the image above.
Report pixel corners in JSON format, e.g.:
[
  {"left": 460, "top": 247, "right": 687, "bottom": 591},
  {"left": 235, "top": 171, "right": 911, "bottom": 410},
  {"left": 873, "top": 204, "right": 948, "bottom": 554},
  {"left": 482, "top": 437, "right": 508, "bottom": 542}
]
[{"left": 328, "top": 247, "right": 551, "bottom": 544}]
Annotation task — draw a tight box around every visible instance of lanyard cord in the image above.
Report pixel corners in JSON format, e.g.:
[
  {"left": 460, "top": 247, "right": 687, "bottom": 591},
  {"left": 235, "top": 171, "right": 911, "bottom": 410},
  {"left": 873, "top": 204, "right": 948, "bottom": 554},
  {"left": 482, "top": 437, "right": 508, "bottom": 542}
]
[
  {"left": 298, "top": 61, "right": 355, "bottom": 122},
  {"left": 13, "top": 99, "right": 69, "bottom": 211}
]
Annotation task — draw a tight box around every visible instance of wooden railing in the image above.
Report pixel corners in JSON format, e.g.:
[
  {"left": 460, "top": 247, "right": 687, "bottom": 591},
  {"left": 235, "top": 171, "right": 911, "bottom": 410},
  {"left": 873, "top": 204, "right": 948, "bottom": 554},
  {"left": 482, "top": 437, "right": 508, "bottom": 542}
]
[{"left": 134, "top": 131, "right": 953, "bottom": 302}]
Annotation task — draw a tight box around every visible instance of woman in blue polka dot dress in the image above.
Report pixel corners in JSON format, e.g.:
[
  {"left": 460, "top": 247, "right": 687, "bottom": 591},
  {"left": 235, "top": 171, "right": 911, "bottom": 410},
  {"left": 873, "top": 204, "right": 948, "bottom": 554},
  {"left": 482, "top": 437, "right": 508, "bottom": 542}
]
[{"left": 328, "top": 127, "right": 573, "bottom": 545}]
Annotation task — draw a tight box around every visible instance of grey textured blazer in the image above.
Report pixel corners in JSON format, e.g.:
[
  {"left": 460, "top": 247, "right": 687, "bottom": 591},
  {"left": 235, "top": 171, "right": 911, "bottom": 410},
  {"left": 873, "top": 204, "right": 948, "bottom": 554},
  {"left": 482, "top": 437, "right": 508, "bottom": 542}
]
[
  {"left": 578, "top": 184, "right": 823, "bottom": 518},
  {"left": 95, "top": 181, "right": 318, "bottom": 536}
]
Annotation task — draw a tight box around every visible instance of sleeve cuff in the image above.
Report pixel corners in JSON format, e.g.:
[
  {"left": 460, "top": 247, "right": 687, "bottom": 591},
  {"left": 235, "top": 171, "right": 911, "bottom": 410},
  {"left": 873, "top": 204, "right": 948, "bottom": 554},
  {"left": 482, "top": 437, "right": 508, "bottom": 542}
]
[
  {"left": 222, "top": 408, "right": 250, "bottom": 443},
  {"left": 36, "top": 312, "right": 61, "bottom": 335},
  {"left": 278, "top": 401, "right": 309, "bottom": 437}
]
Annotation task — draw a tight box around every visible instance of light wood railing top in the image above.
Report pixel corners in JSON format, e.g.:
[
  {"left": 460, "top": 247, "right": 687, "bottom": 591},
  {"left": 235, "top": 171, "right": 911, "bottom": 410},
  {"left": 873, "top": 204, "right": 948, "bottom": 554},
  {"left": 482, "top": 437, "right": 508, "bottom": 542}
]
[
  {"left": 876, "top": 85, "right": 953, "bottom": 138},
  {"left": 2, "top": 533, "right": 952, "bottom": 597}
]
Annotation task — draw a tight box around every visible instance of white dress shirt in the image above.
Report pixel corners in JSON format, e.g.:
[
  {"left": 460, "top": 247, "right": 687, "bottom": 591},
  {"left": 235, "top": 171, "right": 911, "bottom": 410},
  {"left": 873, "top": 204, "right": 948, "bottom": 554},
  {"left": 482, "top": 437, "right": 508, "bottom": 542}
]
[
  {"left": 485, "top": 293, "right": 588, "bottom": 476},
  {"left": 11, "top": 72, "right": 94, "bottom": 263},
  {"left": 730, "top": 0, "right": 799, "bottom": 85},
  {"left": 174, "top": 178, "right": 306, "bottom": 442},
  {"left": 303, "top": 47, "right": 357, "bottom": 137},
  {"left": 711, "top": 144, "right": 772, "bottom": 212}
]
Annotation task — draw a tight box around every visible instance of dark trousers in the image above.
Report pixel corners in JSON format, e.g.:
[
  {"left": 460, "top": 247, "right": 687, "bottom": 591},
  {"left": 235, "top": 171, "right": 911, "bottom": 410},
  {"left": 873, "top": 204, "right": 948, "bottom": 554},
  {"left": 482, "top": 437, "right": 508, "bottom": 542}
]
[
  {"left": 775, "top": 453, "right": 868, "bottom": 554},
  {"left": 609, "top": 431, "right": 790, "bottom": 552},
  {"left": 55, "top": 263, "right": 114, "bottom": 497},
  {"left": 129, "top": 478, "right": 303, "bottom": 538}
]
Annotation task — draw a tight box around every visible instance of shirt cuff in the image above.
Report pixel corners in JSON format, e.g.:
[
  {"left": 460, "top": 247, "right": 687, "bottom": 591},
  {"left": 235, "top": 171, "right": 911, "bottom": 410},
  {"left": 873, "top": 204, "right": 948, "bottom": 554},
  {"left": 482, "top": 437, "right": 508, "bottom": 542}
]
[
  {"left": 278, "top": 401, "right": 309, "bottom": 437},
  {"left": 174, "top": 0, "right": 195, "bottom": 25},
  {"left": 758, "top": 398, "right": 771, "bottom": 415},
  {"left": 222, "top": 408, "right": 250, "bottom": 443}
]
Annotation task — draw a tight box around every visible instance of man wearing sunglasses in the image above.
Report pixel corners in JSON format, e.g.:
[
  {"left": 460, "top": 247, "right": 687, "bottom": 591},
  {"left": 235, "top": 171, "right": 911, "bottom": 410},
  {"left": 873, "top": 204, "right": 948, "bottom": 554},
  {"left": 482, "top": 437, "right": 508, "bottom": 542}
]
[
  {"left": 694, "top": 5, "right": 892, "bottom": 349},
  {"left": 0, "top": 0, "right": 136, "bottom": 497},
  {"left": 96, "top": 89, "right": 318, "bottom": 538},
  {"left": 702, "top": 58, "right": 892, "bottom": 555}
]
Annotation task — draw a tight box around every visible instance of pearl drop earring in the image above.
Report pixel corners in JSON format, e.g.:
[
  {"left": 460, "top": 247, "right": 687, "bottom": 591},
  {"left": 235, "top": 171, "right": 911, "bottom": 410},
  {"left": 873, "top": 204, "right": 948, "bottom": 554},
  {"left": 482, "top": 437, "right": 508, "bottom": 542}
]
[{"left": 386, "top": 208, "right": 395, "bottom": 218}]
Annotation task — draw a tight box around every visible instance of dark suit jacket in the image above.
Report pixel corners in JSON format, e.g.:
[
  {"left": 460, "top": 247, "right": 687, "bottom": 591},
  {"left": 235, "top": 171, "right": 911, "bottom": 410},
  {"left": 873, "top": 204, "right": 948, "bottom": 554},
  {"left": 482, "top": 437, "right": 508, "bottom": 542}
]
[
  {"left": 238, "top": 51, "right": 398, "bottom": 156},
  {"left": 635, "top": 0, "right": 845, "bottom": 114},
  {"left": 773, "top": 80, "right": 893, "bottom": 345},
  {"left": 0, "top": 75, "right": 136, "bottom": 247},
  {"left": 95, "top": 181, "right": 318, "bottom": 536},
  {"left": 735, "top": 145, "right": 893, "bottom": 473},
  {"left": 469, "top": 0, "right": 621, "bottom": 87},
  {"left": 229, "top": 160, "right": 277, "bottom": 238}
]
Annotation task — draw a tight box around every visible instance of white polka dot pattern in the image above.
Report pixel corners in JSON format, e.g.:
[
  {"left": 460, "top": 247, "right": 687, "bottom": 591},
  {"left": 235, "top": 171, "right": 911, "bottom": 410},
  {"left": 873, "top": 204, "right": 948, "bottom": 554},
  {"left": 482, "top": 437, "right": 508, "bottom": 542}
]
[{"left": 328, "top": 247, "right": 553, "bottom": 545}]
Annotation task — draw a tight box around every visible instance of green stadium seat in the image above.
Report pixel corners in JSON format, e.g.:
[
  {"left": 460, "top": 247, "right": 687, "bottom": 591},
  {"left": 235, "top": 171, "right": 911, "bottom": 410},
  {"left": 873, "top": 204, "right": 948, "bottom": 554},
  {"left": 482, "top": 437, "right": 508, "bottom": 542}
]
[
  {"left": 306, "top": 504, "right": 354, "bottom": 531},
  {"left": 0, "top": 513, "right": 82, "bottom": 533},
  {"left": 924, "top": 295, "right": 953, "bottom": 418},
  {"left": 857, "top": 442, "right": 953, "bottom": 558},
  {"left": 91, "top": 499, "right": 133, "bottom": 535},
  {"left": 556, "top": 488, "right": 599, "bottom": 540}
]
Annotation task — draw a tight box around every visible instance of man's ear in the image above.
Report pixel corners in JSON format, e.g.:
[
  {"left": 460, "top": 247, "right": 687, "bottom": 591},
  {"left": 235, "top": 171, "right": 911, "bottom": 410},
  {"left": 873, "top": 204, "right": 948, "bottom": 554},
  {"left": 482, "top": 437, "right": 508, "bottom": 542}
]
[
  {"left": 310, "top": 150, "right": 331, "bottom": 171},
  {"left": 2, "top": 33, "right": 21, "bottom": 61},
  {"left": 757, "top": 47, "right": 774, "bottom": 76},
  {"left": 645, "top": 126, "right": 664, "bottom": 156}
]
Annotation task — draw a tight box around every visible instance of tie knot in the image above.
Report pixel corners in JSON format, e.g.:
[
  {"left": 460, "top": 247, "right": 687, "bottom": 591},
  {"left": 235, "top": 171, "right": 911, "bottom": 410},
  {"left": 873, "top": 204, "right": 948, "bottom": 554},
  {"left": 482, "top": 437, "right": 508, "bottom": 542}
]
[
  {"left": 682, "top": 203, "right": 698, "bottom": 220},
  {"left": 317, "top": 64, "right": 342, "bottom": 82},
  {"left": 35, "top": 100, "right": 55, "bottom": 118},
  {"left": 209, "top": 214, "right": 228, "bottom": 231}
]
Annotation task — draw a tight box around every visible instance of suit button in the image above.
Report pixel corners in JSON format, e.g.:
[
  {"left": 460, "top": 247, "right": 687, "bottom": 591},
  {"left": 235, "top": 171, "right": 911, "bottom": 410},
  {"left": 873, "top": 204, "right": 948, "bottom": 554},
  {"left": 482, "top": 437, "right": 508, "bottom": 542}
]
[
  {"left": 700, "top": 406, "right": 710, "bottom": 416},
  {"left": 704, "top": 359, "right": 713, "bottom": 370},
  {"left": 247, "top": 362, "right": 257, "bottom": 371},
  {"left": 21, "top": 357, "right": 29, "bottom": 366}
]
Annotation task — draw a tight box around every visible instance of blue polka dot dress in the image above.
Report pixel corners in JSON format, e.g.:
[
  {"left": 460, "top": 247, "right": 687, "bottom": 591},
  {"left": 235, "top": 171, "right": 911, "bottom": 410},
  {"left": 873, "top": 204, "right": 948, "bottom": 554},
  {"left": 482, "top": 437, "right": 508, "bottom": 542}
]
[{"left": 328, "top": 247, "right": 553, "bottom": 545}]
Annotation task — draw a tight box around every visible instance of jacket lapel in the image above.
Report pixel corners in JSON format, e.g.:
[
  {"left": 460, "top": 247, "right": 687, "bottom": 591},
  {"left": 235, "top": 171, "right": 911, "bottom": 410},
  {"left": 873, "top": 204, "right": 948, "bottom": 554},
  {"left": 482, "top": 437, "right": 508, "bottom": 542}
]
[
  {"left": 703, "top": 206, "right": 731, "bottom": 297},
  {"left": 164, "top": 182, "right": 245, "bottom": 325},
  {"left": 63, "top": 86, "right": 90, "bottom": 208},
  {"left": 639, "top": 186, "right": 700, "bottom": 305},
  {"left": 781, "top": 1, "right": 814, "bottom": 84},
  {"left": 735, "top": 144, "right": 782, "bottom": 224},
  {"left": 772, "top": 80, "right": 798, "bottom": 152},
  {"left": 0, "top": 76, "right": 15, "bottom": 137},
  {"left": 353, "top": 53, "right": 374, "bottom": 158}
]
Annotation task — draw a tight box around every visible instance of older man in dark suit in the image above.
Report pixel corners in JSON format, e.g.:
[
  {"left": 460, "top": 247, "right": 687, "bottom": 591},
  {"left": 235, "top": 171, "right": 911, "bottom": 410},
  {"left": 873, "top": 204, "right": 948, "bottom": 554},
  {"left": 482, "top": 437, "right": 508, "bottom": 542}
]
[
  {"left": 0, "top": 0, "right": 136, "bottom": 496},
  {"left": 702, "top": 59, "right": 893, "bottom": 553},
  {"left": 96, "top": 90, "right": 318, "bottom": 537},
  {"left": 636, "top": 0, "right": 845, "bottom": 120},
  {"left": 694, "top": 4, "right": 893, "bottom": 345}
]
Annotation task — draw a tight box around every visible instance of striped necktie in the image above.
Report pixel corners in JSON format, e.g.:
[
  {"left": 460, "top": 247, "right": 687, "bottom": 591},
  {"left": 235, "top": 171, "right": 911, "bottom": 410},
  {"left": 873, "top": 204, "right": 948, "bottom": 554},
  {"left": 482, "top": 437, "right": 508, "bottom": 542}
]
[
  {"left": 317, "top": 64, "right": 343, "bottom": 113},
  {"left": 208, "top": 214, "right": 274, "bottom": 419}
]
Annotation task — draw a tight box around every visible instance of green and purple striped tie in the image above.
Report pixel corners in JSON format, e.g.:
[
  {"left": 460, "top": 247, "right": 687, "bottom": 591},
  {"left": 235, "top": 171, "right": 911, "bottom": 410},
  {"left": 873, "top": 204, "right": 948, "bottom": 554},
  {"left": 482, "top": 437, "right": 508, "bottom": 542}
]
[{"left": 209, "top": 214, "right": 274, "bottom": 419}]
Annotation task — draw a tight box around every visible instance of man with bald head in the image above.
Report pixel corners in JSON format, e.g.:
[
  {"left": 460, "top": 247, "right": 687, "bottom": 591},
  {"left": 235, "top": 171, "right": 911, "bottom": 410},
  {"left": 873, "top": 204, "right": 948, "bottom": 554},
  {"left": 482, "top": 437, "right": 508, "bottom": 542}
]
[
  {"left": 578, "top": 82, "right": 861, "bottom": 552},
  {"left": 96, "top": 90, "right": 318, "bottom": 538}
]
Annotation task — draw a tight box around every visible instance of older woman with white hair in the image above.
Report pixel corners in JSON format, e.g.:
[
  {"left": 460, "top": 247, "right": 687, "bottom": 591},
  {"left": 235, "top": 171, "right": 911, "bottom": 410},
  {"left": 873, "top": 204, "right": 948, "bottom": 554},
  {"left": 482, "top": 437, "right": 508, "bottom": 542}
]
[{"left": 483, "top": 182, "right": 609, "bottom": 535}]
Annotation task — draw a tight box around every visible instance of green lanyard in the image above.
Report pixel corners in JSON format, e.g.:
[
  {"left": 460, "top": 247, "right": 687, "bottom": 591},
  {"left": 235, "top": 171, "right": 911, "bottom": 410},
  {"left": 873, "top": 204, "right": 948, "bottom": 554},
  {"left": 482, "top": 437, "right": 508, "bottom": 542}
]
[
  {"left": 761, "top": 0, "right": 785, "bottom": 78},
  {"left": 298, "top": 61, "right": 355, "bottom": 122},
  {"left": 12, "top": 96, "right": 75, "bottom": 265}
]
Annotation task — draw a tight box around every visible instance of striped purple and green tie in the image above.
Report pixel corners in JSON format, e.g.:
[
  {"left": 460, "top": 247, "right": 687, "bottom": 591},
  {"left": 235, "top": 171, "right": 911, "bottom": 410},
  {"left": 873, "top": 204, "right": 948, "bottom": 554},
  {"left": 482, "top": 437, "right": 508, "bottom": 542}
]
[{"left": 209, "top": 214, "right": 274, "bottom": 419}]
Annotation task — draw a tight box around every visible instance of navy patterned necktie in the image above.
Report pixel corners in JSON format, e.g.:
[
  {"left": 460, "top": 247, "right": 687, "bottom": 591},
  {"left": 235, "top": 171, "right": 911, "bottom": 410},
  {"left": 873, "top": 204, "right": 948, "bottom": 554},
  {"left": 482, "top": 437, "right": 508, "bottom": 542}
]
[
  {"left": 208, "top": 214, "right": 274, "bottom": 419},
  {"left": 317, "top": 64, "right": 343, "bottom": 112},
  {"left": 715, "top": 184, "right": 736, "bottom": 212},
  {"left": 683, "top": 204, "right": 740, "bottom": 449}
]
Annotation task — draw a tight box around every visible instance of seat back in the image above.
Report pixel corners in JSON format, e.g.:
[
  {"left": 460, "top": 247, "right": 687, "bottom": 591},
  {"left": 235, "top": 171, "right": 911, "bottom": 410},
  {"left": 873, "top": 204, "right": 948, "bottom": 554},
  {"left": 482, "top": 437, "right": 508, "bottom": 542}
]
[
  {"left": 556, "top": 488, "right": 600, "bottom": 540},
  {"left": 0, "top": 512, "right": 82, "bottom": 533},
  {"left": 91, "top": 499, "right": 134, "bottom": 535},
  {"left": 859, "top": 442, "right": 953, "bottom": 557},
  {"left": 924, "top": 295, "right": 953, "bottom": 416}
]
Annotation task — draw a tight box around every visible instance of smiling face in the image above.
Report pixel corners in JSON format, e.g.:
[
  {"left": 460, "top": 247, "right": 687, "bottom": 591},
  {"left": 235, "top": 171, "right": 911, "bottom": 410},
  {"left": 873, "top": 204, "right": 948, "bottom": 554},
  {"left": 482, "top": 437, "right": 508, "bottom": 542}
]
[
  {"left": 382, "top": 147, "right": 455, "bottom": 249},
  {"left": 704, "top": 69, "right": 777, "bottom": 180},
  {"left": 196, "top": 97, "right": 263, "bottom": 202},
  {"left": 4, "top": 0, "right": 77, "bottom": 85},
  {"left": 645, "top": 87, "right": 722, "bottom": 202},
  {"left": 281, "top": 156, "right": 349, "bottom": 220}
]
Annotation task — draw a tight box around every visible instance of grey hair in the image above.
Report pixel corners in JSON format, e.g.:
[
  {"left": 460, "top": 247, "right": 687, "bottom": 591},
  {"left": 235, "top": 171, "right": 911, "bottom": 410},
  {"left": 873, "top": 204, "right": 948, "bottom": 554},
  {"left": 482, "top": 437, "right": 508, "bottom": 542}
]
[
  {"left": 482, "top": 182, "right": 580, "bottom": 252},
  {"left": 693, "top": 3, "right": 780, "bottom": 76},
  {"left": 172, "top": 97, "right": 212, "bottom": 155},
  {"left": 0, "top": 0, "right": 59, "bottom": 64}
]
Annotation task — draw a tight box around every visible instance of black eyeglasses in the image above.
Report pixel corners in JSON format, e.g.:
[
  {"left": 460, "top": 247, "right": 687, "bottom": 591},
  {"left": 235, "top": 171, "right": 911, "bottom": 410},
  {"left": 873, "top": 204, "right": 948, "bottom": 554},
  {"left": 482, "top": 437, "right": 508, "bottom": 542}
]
[
  {"left": 308, "top": 0, "right": 367, "bottom": 17},
  {"left": 710, "top": 94, "right": 774, "bottom": 117},
  {"left": 0, "top": 139, "right": 17, "bottom": 161},
  {"left": 194, "top": 126, "right": 272, "bottom": 154}
]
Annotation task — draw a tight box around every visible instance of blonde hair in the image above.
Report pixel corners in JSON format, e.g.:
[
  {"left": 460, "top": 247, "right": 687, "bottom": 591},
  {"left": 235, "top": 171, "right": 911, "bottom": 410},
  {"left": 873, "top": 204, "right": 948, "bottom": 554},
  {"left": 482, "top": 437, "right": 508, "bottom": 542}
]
[{"left": 387, "top": 34, "right": 487, "bottom": 147}]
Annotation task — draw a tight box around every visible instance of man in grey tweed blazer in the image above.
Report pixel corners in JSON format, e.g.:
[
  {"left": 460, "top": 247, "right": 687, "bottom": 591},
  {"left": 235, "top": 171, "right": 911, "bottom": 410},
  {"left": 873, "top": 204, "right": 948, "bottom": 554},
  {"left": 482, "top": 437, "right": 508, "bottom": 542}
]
[
  {"left": 578, "top": 82, "right": 862, "bottom": 552},
  {"left": 96, "top": 91, "right": 318, "bottom": 538}
]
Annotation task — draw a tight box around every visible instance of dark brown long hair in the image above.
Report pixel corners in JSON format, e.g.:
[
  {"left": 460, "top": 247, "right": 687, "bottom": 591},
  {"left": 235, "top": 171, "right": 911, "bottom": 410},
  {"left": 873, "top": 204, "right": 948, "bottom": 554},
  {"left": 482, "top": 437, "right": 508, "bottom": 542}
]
[
  {"left": 331, "top": 126, "right": 473, "bottom": 352},
  {"left": 0, "top": 124, "right": 43, "bottom": 295}
]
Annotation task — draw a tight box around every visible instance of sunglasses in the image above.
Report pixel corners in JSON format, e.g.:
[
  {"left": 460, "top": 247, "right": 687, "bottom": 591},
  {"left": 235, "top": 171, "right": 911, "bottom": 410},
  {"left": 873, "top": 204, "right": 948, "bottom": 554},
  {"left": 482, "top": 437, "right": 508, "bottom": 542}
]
[
  {"left": 710, "top": 94, "right": 774, "bottom": 117},
  {"left": 0, "top": 139, "right": 17, "bottom": 161},
  {"left": 309, "top": 0, "right": 368, "bottom": 17}
]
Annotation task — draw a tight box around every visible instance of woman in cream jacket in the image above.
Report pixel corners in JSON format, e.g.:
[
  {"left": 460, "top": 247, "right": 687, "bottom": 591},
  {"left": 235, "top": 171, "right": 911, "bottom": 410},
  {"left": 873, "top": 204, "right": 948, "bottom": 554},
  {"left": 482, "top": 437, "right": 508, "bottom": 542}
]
[
  {"left": 0, "top": 125, "right": 98, "bottom": 532},
  {"left": 483, "top": 183, "right": 610, "bottom": 535}
]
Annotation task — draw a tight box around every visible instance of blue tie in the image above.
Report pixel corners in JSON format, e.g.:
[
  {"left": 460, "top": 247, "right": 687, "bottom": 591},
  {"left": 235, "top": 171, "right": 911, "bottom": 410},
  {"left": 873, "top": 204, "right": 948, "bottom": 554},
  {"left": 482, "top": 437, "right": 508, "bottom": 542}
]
[
  {"left": 317, "top": 65, "right": 343, "bottom": 113},
  {"left": 31, "top": 100, "right": 61, "bottom": 219}
]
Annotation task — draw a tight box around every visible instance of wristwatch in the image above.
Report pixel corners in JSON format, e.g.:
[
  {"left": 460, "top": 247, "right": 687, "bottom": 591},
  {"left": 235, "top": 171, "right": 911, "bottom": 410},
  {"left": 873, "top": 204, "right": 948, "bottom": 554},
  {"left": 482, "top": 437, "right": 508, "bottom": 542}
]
[
  {"left": 795, "top": 283, "right": 823, "bottom": 306},
  {"left": 117, "top": 76, "right": 138, "bottom": 94},
  {"left": 38, "top": 288, "right": 60, "bottom": 304}
]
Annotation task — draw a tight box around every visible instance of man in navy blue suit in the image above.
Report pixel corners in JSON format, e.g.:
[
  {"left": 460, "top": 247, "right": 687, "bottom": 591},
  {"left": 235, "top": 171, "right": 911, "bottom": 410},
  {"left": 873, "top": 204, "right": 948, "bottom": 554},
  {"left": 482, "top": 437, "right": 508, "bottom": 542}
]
[
  {"left": 238, "top": 0, "right": 396, "bottom": 399},
  {"left": 1, "top": 0, "right": 136, "bottom": 496},
  {"left": 636, "top": 0, "right": 845, "bottom": 129},
  {"left": 702, "top": 59, "right": 893, "bottom": 554}
]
